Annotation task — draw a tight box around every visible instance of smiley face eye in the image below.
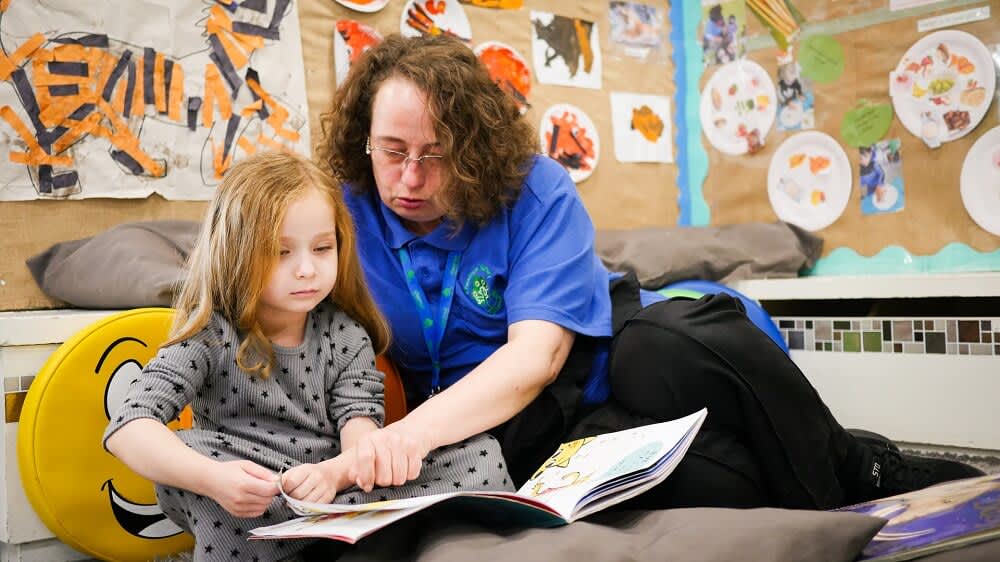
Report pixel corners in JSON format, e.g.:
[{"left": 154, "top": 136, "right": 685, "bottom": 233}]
[{"left": 104, "top": 359, "right": 143, "bottom": 420}]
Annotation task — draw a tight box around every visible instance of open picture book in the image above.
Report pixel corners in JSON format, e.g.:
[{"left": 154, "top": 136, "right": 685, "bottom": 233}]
[
  {"left": 249, "top": 408, "right": 707, "bottom": 544},
  {"left": 836, "top": 473, "right": 1000, "bottom": 562}
]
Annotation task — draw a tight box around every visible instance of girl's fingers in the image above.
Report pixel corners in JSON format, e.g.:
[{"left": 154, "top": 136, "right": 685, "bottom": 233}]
[{"left": 241, "top": 461, "right": 278, "bottom": 482}]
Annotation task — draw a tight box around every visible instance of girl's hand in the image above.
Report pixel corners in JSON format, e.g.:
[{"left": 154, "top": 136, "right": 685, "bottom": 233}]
[
  {"left": 351, "top": 424, "right": 430, "bottom": 492},
  {"left": 205, "top": 460, "right": 279, "bottom": 518},
  {"left": 281, "top": 463, "right": 337, "bottom": 504}
]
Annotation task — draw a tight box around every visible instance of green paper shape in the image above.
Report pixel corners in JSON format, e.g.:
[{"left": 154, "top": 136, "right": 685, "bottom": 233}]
[
  {"left": 841, "top": 101, "right": 894, "bottom": 148},
  {"left": 799, "top": 34, "right": 845, "bottom": 84}
]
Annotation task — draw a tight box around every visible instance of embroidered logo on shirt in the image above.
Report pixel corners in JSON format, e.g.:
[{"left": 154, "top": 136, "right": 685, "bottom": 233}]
[{"left": 463, "top": 265, "right": 503, "bottom": 314}]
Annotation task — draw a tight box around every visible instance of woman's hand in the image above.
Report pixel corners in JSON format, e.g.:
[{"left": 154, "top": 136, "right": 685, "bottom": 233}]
[
  {"left": 350, "top": 423, "right": 431, "bottom": 492},
  {"left": 281, "top": 463, "right": 338, "bottom": 504},
  {"left": 204, "top": 460, "right": 279, "bottom": 518}
]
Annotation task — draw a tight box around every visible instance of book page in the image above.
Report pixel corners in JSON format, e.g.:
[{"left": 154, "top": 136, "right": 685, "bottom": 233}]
[
  {"left": 280, "top": 483, "right": 465, "bottom": 516},
  {"left": 515, "top": 409, "right": 706, "bottom": 518},
  {"left": 250, "top": 504, "right": 423, "bottom": 544},
  {"left": 279, "top": 481, "right": 556, "bottom": 518}
]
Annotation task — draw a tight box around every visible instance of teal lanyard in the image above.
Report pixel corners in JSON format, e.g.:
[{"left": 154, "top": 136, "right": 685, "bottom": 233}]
[{"left": 398, "top": 248, "right": 462, "bottom": 396}]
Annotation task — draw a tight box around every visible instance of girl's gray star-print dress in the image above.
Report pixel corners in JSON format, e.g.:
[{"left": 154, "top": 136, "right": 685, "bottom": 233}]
[{"left": 103, "top": 301, "right": 513, "bottom": 562}]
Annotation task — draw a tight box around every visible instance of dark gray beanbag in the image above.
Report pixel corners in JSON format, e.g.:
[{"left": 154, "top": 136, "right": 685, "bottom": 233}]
[
  {"left": 26, "top": 220, "right": 200, "bottom": 309},
  {"left": 26, "top": 220, "right": 820, "bottom": 309},
  {"left": 338, "top": 507, "right": 886, "bottom": 562},
  {"left": 595, "top": 222, "right": 823, "bottom": 289}
]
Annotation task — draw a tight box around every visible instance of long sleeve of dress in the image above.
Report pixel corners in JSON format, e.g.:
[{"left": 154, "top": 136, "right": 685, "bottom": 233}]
[
  {"left": 102, "top": 322, "right": 216, "bottom": 448},
  {"left": 325, "top": 310, "right": 385, "bottom": 432}
]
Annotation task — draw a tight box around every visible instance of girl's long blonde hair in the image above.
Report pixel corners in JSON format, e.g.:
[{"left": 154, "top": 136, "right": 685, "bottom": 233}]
[{"left": 167, "top": 151, "right": 391, "bottom": 378}]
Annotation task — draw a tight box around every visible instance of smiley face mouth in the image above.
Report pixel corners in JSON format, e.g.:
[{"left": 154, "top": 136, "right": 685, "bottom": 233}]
[{"left": 102, "top": 479, "right": 184, "bottom": 538}]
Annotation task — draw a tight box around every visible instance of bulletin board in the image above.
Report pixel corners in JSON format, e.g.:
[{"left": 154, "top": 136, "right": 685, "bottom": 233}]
[
  {"left": 3, "top": 0, "right": 999, "bottom": 312},
  {"left": 295, "top": 0, "right": 679, "bottom": 231},
  {"left": 1, "top": 0, "right": 678, "bottom": 310},
  {"left": 684, "top": 0, "right": 1000, "bottom": 275}
]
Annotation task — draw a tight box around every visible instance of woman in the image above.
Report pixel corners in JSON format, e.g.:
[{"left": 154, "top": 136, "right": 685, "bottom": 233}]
[{"left": 317, "top": 34, "right": 982, "bottom": 509}]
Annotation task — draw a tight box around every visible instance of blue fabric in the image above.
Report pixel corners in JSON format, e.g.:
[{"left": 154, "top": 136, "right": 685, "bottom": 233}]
[
  {"left": 346, "top": 155, "right": 612, "bottom": 399},
  {"left": 860, "top": 162, "right": 885, "bottom": 198},
  {"left": 659, "top": 279, "right": 789, "bottom": 354}
]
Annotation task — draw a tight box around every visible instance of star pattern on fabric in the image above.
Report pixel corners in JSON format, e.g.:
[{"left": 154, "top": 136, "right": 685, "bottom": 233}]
[{"left": 106, "top": 305, "right": 516, "bottom": 560}]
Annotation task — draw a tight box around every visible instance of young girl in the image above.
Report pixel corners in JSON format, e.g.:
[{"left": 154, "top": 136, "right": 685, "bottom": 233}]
[{"left": 103, "top": 152, "right": 513, "bottom": 562}]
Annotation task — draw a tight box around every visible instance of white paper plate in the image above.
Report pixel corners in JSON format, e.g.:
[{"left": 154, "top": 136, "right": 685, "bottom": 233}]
[
  {"left": 333, "top": 20, "right": 383, "bottom": 86},
  {"left": 400, "top": 0, "right": 472, "bottom": 43},
  {"left": 700, "top": 60, "right": 777, "bottom": 155},
  {"left": 539, "top": 103, "right": 600, "bottom": 183},
  {"left": 889, "top": 30, "right": 996, "bottom": 146},
  {"left": 474, "top": 41, "right": 531, "bottom": 113},
  {"left": 767, "top": 131, "right": 852, "bottom": 231},
  {"left": 335, "top": 0, "right": 390, "bottom": 13},
  {"left": 960, "top": 125, "right": 1000, "bottom": 236}
]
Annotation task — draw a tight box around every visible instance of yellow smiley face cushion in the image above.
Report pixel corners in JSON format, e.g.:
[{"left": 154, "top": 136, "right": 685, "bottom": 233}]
[{"left": 18, "top": 308, "right": 194, "bottom": 562}]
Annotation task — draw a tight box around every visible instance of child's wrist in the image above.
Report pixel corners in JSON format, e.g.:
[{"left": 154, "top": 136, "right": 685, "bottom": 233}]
[{"left": 319, "top": 452, "right": 355, "bottom": 492}]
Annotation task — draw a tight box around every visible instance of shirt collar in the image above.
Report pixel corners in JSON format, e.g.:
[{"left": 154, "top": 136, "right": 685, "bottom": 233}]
[{"left": 377, "top": 196, "right": 476, "bottom": 252}]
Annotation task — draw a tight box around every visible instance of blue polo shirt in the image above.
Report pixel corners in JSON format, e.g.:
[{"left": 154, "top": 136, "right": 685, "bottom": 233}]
[{"left": 345, "top": 155, "right": 612, "bottom": 399}]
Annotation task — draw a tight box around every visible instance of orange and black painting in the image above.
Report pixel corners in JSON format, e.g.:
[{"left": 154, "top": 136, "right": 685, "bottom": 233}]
[
  {"left": 0, "top": 0, "right": 306, "bottom": 199},
  {"left": 476, "top": 42, "right": 530, "bottom": 113},
  {"left": 543, "top": 107, "right": 597, "bottom": 179}
]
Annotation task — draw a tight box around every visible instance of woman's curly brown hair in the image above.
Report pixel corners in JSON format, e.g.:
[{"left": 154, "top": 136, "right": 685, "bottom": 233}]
[{"left": 316, "top": 34, "right": 538, "bottom": 226}]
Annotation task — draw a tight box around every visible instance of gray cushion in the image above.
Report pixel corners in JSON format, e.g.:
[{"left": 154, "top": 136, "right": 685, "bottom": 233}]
[
  {"left": 595, "top": 222, "right": 823, "bottom": 289},
  {"left": 339, "top": 507, "right": 885, "bottom": 562},
  {"left": 26, "top": 220, "right": 821, "bottom": 309},
  {"left": 26, "top": 220, "right": 199, "bottom": 309}
]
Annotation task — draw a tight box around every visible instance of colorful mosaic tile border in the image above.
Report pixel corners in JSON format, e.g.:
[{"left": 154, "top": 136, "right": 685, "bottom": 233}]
[{"left": 774, "top": 317, "right": 1000, "bottom": 356}]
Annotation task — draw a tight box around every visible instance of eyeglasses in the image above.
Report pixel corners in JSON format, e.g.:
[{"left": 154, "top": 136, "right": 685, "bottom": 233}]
[{"left": 365, "top": 137, "right": 445, "bottom": 172}]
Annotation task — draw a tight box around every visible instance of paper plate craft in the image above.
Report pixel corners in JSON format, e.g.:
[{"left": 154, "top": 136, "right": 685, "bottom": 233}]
[
  {"left": 767, "top": 131, "right": 851, "bottom": 231},
  {"left": 700, "top": 60, "right": 777, "bottom": 155},
  {"left": 474, "top": 41, "right": 531, "bottom": 113},
  {"left": 960, "top": 125, "right": 1000, "bottom": 236},
  {"left": 889, "top": 30, "right": 996, "bottom": 148},
  {"left": 400, "top": 0, "right": 472, "bottom": 43},
  {"left": 334, "top": 20, "right": 383, "bottom": 86},
  {"left": 540, "top": 103, "right": 599, "bottom": 183},
  {"left": 335, "top": 0, "right": 391, "bottom": 12}
]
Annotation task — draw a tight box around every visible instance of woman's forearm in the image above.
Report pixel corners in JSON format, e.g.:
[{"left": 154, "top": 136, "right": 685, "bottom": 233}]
[{"left": 394, "top": 320, "right": 574, "bottom": 450}]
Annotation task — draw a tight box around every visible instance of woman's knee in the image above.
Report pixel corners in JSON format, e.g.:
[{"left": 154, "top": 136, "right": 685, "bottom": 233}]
[{"left": 609, "top": 300, "right": 738, "bottom": 419}]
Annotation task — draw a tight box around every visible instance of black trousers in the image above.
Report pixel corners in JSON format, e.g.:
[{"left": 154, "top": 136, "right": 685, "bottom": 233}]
[{"left": 490, "top": 274, "right": 858, "bottom": 510}]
